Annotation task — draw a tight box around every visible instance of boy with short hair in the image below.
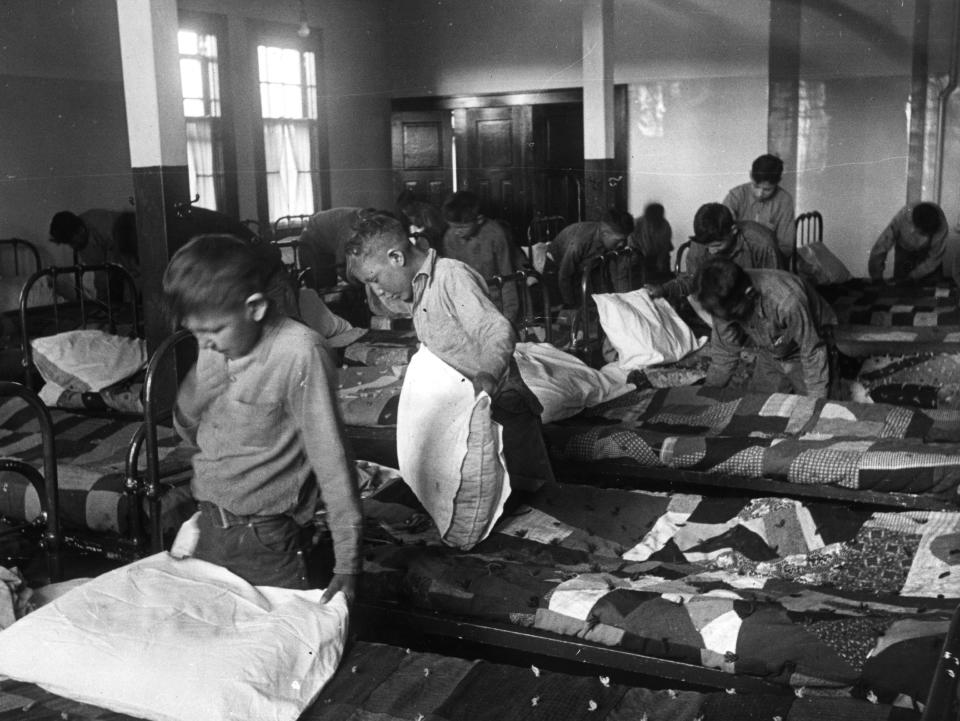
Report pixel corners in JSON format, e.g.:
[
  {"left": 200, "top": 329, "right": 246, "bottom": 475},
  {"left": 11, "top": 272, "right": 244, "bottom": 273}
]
[
  {"left": 649, "top": 202, "right": 783, "bottom": 302},
  {"left": 723, "top": 153, "right": 796, "bottom": 258},
  {"left": 696, "top": 256, "right": 836, "bottom": 398},
  {"left": 164, "top": 234, "right": 362, "bottom": 600},
  {"left": 869, "top": 201, "right": 949, "bottom": 282},
  {"left": 440, "top": 190, "right": 521, "bottom": 323},
  {"left": 346, "top": 210, "right": 555, "bottom": 492},
  {"left": 550, "top": 207, "right": 636, "bottom": 308}
]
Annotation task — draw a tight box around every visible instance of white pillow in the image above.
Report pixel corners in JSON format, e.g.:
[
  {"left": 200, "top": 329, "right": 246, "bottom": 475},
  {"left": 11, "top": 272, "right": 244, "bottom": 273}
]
[
  {"left": 31, "top": 329, "right": 146, "bottom": 392},
  {"left": 397, "top": 346, "right": 511, "bottom": 550},
  {"left": 515, "top": 342, "right": 632, "bottom": 422},
  {"left": 593, "top": 289, "right": 703, "bottom": 370},
  {"left": 0, "top": 553, "right": 348, "bottom": 721}
]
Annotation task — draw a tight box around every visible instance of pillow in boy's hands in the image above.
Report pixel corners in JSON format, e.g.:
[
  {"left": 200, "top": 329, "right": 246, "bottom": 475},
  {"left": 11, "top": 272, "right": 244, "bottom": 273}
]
[{"left": 593, "top": 288, "right": 703, "bottom": 370}]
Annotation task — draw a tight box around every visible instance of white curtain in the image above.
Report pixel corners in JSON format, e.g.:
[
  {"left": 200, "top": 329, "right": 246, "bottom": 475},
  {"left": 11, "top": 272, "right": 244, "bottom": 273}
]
[
  {"left": 185, "top": 119, "right": 218, "bottom": 211},
  {"left": 263, "top": 119, "right": 314, "bottom": 219}
]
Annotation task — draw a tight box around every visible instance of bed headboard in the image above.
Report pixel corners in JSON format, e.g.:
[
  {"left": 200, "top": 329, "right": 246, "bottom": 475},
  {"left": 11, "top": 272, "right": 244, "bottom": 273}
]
[
  {"left": 485, "top": 269, "right": 553, "bottom": 344},
  {"left": 19, "top": 263, "right": 141, "bottom": 389},
  {"left": 572, "top": 246, "right": 643, "bottom": 365},
  {"left": 0, "top": 238, "right": 41, "bottom": 277}
]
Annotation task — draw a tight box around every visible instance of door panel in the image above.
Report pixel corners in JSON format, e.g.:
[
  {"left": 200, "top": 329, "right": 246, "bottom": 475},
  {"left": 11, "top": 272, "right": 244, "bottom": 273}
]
[
  {"left": 462, "top": 106, "right": 531, "bottom": 237},
  {"left": 531, "top": 102, "right": 584, "bottom": 223},
  {"left": 391, "top": 111, "right": 453, "bottom": 208}
]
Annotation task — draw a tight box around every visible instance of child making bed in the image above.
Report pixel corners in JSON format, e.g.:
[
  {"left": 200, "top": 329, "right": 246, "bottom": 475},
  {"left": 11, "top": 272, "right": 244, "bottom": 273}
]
[
  {"left": 345, "top": 209, "right": 556, "bottom": 493},
  {"left": 163, "top": 234, "right": 363, "bottom": 602}
]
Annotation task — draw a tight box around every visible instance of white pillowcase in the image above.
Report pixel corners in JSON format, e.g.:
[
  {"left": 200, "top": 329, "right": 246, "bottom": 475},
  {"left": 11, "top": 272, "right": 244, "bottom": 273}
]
[
  {"left": 397, "top": 346, "right": 510, "bottom": 550},
  {"left": 515, "top": 342, "right": 632, "bottom": 422},
  {"left": 31, "top": 329, "right": 146, "bottom": 392},
  {"left": 593, "top": 289, "right": 703, "bottom": 370},
  {"left": 0, "top": 553, "right": 348, "bottom": 721}
]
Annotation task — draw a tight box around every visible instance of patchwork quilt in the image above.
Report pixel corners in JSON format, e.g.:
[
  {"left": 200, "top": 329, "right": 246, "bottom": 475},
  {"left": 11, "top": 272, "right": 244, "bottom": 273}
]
[
  {"left": 820, "top": 279, "right": 960, "bottom": 327},
  {"left": 362, "top": 480, "right": 959, "bottom": 707},
  {"left": 0, "top": 396, "right": 195, "bottom": 535},
  {"left": 851, "top": 352, "right": 960, "bottom": 410},
  {"left": 543, "top": 387, "right": 960, "bottom": 497},
  {"left": 0, "top": 639, "right": 919, "bottom": 721}
]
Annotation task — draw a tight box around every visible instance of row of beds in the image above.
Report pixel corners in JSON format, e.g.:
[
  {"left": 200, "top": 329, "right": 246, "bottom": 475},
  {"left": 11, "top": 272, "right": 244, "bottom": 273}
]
[{"left": 2, "top": 235, "right": 960, "bottom": 719}]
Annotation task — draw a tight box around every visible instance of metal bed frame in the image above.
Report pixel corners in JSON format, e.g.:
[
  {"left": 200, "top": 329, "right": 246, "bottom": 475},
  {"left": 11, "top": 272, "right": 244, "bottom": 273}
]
[
  {"left": 0, "top": 238, "right": 42, "bottom": 277},
  {"left": 0, "top": 381, "right": 60, "bottom": 581},
  {"left": 18, "top": 263, "right": 140, "bottom": 390}
]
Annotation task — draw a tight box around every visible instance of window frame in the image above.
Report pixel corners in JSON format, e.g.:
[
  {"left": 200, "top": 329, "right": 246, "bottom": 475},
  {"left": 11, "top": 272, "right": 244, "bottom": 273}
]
[
  {"left": 177, "top": 10, "right": 238, "bottom": 219},
  {"left": 250, "top": 22, "right": 330, "bottom": 232}
]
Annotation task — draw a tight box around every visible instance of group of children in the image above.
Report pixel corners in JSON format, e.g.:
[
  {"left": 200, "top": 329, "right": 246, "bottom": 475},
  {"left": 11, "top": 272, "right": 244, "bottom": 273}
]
[{"left": 157, "top": 152, "right": 953, "bottom": 599}]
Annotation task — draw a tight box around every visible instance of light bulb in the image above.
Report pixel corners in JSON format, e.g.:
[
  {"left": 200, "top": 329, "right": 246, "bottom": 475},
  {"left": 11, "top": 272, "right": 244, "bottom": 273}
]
[{"left": 298, "top": 21, "right": 310, "bottom": 37}]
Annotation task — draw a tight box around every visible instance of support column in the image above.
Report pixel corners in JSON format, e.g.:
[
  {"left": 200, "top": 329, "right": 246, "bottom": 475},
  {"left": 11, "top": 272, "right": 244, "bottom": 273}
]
[
  {"left": 582, "top": 0, "right": 619, "bottom": 218},
  {"left": 116, "top": 0, "right": 191, "bottom": 354},
  {"left": 767, "top": 0, "right": 801, "bottom": 204},
  {"left": 907, "top": 0, "right": 931, "bottom": 203}
]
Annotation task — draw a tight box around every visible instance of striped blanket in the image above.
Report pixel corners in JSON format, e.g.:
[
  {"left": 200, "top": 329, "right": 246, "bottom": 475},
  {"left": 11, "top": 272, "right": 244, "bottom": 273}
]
[{"left": 0, "top": 396, "right": 194, "bottom": 535}]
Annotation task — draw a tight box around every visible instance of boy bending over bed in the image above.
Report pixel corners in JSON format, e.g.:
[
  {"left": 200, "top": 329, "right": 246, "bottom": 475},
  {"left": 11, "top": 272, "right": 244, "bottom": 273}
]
[
  {"left": 345, "top": 210, "right": 556, "bottom": 493},
  {"left": 163, "top": 234, "right": 362, "bottom": 601},
  {"left": 696, "top": 257, "right": 837, "bottom": 399}
]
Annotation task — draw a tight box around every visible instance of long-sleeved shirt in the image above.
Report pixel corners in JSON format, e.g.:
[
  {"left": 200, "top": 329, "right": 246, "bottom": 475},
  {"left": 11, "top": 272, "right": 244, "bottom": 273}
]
[
  {"left": 723, "top": 182, "right": 796, "bottom": 259},
  {"left": 723, "top": 183, "right": 797, "bottom": 258},
  {"left": 441, "top": 219, "right": 519, "bottom": 323},
  {"left": 660, "top": 220, "right": 783, "bottom": 301},
  {"left": 553, "top": 222, "right": 634, "bottom": 307},
  {"left": 705, "top": 269, "right": 837, "bottom": 398},
  {"left": 297, "top": 207, "right": 363, "bottom": 286},
  {"left": 174, "top": 315, "right": 362, "bottom": 575},
  {"left": 411, "top": 248, "right": 516, "bottom": 384},
  {"left": 868, "top": 203, "right": 948, "bottom": 281}
]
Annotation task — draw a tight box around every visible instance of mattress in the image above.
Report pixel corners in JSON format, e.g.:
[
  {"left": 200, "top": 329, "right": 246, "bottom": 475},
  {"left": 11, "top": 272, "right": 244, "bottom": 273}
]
[{"left": 360, "top": 478, "right": 959, "bottom": 706}]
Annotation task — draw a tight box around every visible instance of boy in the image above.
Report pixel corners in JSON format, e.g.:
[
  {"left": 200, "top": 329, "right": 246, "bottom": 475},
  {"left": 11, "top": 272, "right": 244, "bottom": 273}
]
[
  {"left": 550, "top": 207, "right": 635, "bottom": 307},
  {"left": 696, "top": 257, "right": 837, "bottom": 398},
  {"left": 440, "top": 191, "right": 521, "bottom": 324},
  {"left": 629, "top": 202, "right": 673, "bottom": 283},
  {"left": 346, "top": 210, "right": 555, "bottom": 492},
  {"left": 164, "top": 234, "right": 362, "bottom": 600},
  {"left": 649, "top": 203, "right": 783, "bottom": 303},
  {"left": 723, "top": 153, "right": 796, "bottom": 259},
  {"left": 869, "top": 201, "right": 949, "bottom": 282},
  {"left": 49, "top": 208, "right": 140, "bottom": 300}
]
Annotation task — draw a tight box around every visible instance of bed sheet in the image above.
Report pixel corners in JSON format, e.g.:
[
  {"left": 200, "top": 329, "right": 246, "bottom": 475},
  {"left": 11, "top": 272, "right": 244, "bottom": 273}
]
[
  {"left": 0, "top": 396, "right": 195, "bottom": 536},
  {"left": 0, "top": 639, "right": 918, "bottom": 721},
  {"left": 542, "top": 386, "right": 960, "bottom": 497},
  {"left": 361, "top": 479, "right": 958, "bottom": 705}
]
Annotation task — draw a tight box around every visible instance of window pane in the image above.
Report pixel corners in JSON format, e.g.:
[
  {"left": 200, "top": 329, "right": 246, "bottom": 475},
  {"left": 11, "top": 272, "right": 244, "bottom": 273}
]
[
  {"left": 180, "top": 58, "right": 203, "bottom": 101},
  {"left": 183, "top": 98, "right": 205, "bottom": 117},
  {"left": 178, "top": 30, "right": 197, "bottom": 55},
  {"left": 186, "top": 119, "right": 219, "bottom": 211}
]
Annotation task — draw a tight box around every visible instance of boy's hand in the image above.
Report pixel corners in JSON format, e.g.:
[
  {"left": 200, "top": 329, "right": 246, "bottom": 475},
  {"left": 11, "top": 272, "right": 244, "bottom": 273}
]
[
  {"left": 321, "top": 573, "right": 358, "bottom": 605},
  {"left": 645, "top": 284, "right": 665, "bottom": 299},
  {"left": 179, "top": 349, "right": 230, "bottom": 422},
  {"left": 472, "top": 372, "right": 498, "bottom": 398}
]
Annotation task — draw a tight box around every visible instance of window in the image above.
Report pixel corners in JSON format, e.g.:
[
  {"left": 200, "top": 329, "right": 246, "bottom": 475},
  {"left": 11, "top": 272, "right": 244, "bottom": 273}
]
[
  {"left": 257, "top": 43, "right": 320, "bottom": 220},
  {"left": 178, "top": 29, "right": 226, "bottom": 211}
]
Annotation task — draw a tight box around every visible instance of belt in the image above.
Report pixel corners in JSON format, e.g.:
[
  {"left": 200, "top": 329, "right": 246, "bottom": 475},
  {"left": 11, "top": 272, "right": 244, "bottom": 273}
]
[{"left": 197, "top": 500, "right": 283, "bottom": 529}]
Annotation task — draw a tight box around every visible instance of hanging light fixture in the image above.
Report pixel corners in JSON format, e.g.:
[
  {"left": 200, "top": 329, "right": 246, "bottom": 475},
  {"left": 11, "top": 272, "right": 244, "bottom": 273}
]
[{"left": 297, "top": 0, "right": 311, "bottom": 37}]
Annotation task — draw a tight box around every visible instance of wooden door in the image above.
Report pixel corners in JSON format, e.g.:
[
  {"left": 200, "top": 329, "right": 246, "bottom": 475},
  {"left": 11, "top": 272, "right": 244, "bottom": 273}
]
[
  {"left": 391, "top": 110, "right": 453, "bottom": 208},
  {"left": 530, "top": 102, "right": 584, "bottom": 224},
  {"left": 458, "top": 105, "right": 532, "bottom": 237}
]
